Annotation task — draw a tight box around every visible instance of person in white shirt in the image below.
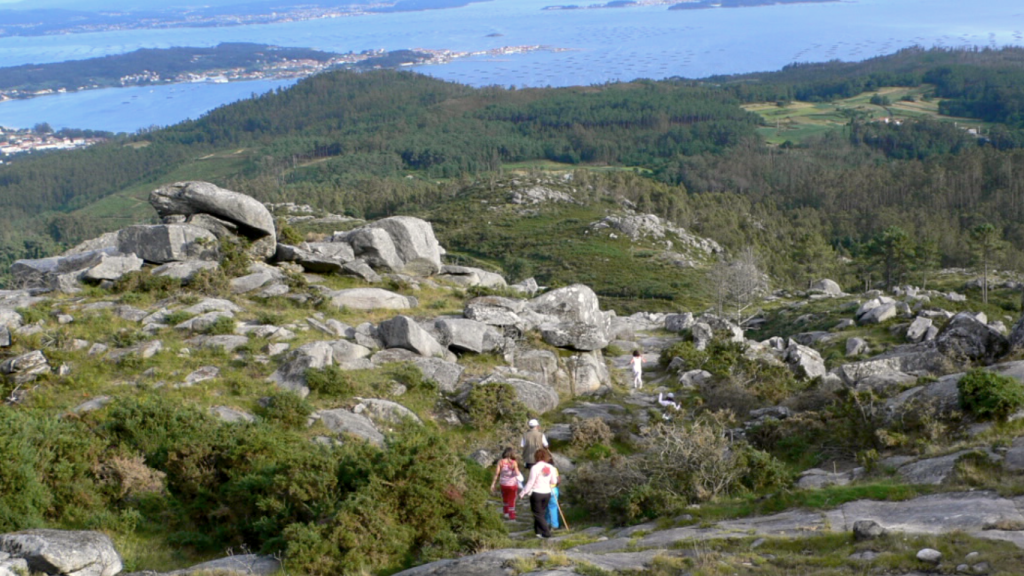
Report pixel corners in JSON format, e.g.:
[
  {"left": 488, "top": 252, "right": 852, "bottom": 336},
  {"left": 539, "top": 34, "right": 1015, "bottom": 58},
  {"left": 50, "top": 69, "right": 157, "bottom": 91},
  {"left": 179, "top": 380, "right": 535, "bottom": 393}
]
[
  {"left": 629, "top": 350, "right": 645, "bottom": 389},
  {"left": 519, "top": 448, "right": 558, "bottom": 538}
]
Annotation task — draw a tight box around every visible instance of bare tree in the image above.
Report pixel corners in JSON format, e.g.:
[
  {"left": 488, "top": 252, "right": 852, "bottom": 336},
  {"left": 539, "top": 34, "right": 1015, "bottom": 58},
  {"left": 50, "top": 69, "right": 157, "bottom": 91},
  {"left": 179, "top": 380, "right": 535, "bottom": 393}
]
[{"left": 708, "top": 247, "right": 769, "bottom": 320}]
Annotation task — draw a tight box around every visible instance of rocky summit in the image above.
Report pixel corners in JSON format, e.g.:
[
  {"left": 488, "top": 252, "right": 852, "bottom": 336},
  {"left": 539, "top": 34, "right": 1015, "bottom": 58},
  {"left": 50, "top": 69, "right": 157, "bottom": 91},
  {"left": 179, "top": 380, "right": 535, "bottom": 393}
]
[{"left": 5, "top": 182, "right": 1024, "bottom": 576}]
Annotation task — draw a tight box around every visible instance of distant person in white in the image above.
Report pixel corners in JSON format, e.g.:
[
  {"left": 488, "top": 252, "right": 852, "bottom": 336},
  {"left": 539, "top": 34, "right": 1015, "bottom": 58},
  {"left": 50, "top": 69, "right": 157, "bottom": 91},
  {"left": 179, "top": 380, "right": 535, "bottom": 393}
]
[
  {"left": 658, "top": 392, "right": 680, "bottom": 411},
  {"left": 629, "top": 350, "right": 645, "bottom": 389}
]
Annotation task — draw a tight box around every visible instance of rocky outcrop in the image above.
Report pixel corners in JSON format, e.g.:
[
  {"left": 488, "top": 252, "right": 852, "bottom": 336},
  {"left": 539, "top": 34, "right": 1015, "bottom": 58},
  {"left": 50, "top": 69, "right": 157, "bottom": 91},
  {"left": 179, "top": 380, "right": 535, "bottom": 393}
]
[
  {"left": 528, "top": 284, "right": 611, "bottom": 351},
  {"left": 378, "top": 315, "right": 450, "bottom": 358},
  {"left": 315, "top": 408, "right": 384, "bottom": 445},
  {"left": 0, "top": 529, "right": 122, "bottom": 576},
  {"left": 150, "top": 181, "right": 276, "bottom": 245},
  {"left": 117, "top": 224, "right": 218, "bottom": 264},
  {"left": 935, "top": 311, "right": 1009, "bottom": 364}
]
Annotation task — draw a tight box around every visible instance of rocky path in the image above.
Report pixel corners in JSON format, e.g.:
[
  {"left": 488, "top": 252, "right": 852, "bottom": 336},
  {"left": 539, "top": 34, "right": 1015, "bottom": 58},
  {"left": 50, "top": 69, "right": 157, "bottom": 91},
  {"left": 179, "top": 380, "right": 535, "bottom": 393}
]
[{"left": 402, "top": 491, "right": 1024, "bottom": 575}]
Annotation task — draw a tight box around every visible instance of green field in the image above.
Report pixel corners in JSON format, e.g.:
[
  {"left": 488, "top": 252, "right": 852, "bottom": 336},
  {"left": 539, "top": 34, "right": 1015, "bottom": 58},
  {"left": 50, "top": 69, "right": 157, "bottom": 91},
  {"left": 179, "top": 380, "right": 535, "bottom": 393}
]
[{"left": 744, "top": 86, "right": 990, "bottom": 144}]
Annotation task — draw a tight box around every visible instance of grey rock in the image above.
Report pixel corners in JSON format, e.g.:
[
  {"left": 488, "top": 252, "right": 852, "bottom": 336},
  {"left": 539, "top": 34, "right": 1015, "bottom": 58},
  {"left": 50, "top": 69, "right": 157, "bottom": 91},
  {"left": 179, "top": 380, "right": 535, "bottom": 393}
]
[
  {"left": 809, "top": 279, "right": 843, "bottom": 296},
  {"left": 528, "top": 284, "right": 610, "bottom": 335},
  {"left": 150, "top": 181, "right": 276, "bottom": 243},
  {"left": 334, "top": 227, "right": 402, "bottom": 272},
  {"left": 0, "top": 309, "right": 23, "bottom": 330},
  {"left": 562, "top": 402, "right": 626, "bottom": 423},
  {"left": 834, "top": 318, "right": 856, "bottom": 331},
  {"left": 464, "top": 297, "right": 529, "bottom": 332},
  {"left": 186, "top": 335, "right": 250, "bottom": 352},
  {"left": 353, "top": 398, "right": 422, "bottom": 427},
  {"left": 328, "top": 339, "right": 373, "bottom": 364},
  {"left": 268, "top": 341, "right": 333, "bottom": 398},
  {"left": 435, "top": 318, "right": 503, "bottom": 354},
  {"left": 183, "top": 298, "right": 242, "bottom": 315},
  {"left": 0, "top": 529, "right": 122, "bottom": 576},
  {"left": 479, "top": 377, "right": 559, "bottom": 414},
  {"left": 859, "top": 302, "right": 897, "bottom": 324},
  {"left": 174, "top": 311, "right": 234, "bottom": 333},
  {"left": 936, "top": 312, "right": 1010, "bottom": 364},
  {"left": 438, "top": 265, "right": 507, "bottom": 289},
  {"left": 209, "top": 406, "right": 256, "bottom": 424},
  {"left": 1004, "top": 436, "right": 1024, "bottom": 472},
  {"left": 70, "top": 396, "right": 112, "bottom": 415},
  {"left": 167, "top": 554, "right": 279, "bottom": 576},
  {"left": 341, "top": 259, "right": 381, "bottom": 283},
  {"left": 0, "top": 350, "right": 49, "bottom": 382},
  {"left": 562, "top": 350, "right": 609, "bottom": 395},
  {"left": 230, "top": 271, "right": 276, "bottom": 294},
  {"left": 81, "top": 253, "right": 144, "bottom": 282},
  {"left": 896, "top": 450, "right": 990, "bottom": 485},
  {"left": 370, "top": 349, "right": 464, "bottom": 393},
  {"left": 316, "top": 408, "right": 384, "bottom": 445},
  {"left": 106, "top": 340, "right": 163, "bottom": 363},
  {"left": 388, "top": 549, "right": 533, "bottom": 576},
  {"left": 328, "top": 288, "right": 417, "bottom": 310},
  {"left": 785, "top": 341, "right": 826, "bottom": 379},
  {"left": 509, "top": 277, "right": 539, "bottom": 296},
  {"left": 540, "top": 321, "right": 609, "bottom": 351},
  {"left": 114, "top": 305, "right": 149, "bottom": 323},
  {"left": 917, "top": 548, "right": 942, "bottom": 563},
  {"left": 379, "top": 315, "right": 449, "bottom": 358},
  {"left": 117, "top": 224, "right": 218, "bottom": 264},
  {"left": 846, "top": 337, "right": 869, "bottom": 357},
  {"left": 692, "top": 322, "right": 713, "bottom": 351},
  {"left": 852, "top": 519, "right": 887, "bottom": 540},
  {"left": 182, "top": 366, "right": 220, "bottom": 387},
  {"left": 468, "top": 449, "right": 494, "bottom": 468},
  {"left": 0, "top": 326, "right": 9, "bottom": 348},
  {"left": 367, "top": 216, "right": 444, "bottom": 276},
  {"left": 275, "top": 242, "right": 355, "bottom": 273}
]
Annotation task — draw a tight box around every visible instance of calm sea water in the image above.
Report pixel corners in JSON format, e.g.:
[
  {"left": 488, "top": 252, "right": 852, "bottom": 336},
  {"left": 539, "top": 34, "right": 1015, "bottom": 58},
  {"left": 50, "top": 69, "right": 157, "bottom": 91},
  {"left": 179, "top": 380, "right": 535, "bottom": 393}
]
[{"left": 0, "top": 0, "right": 1022, "bottom": 132}]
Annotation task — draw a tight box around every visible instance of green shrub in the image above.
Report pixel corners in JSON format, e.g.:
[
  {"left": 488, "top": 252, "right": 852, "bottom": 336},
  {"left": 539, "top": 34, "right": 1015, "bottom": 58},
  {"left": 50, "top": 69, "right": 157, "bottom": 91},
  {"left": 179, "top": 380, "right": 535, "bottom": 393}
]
[
  {"left": 255, "top": 392, "right": 313, "bottom": 429},
  {"left": 0, "top": 410, "right": 106, "bottom": 531},
  {"left": 958, "top": 368, "right": 1024, "bottom": 421},
  {"left": 218, "top": 236, "right": 252, "bottom": 278},
  {"left": 283, "top": 424, "right": 505, "bottom": 574},
  {"left": 465, "top": 383, "right": 529, "bottom": 430},
  {"left": 162, "top": 311, "right": 193, "bottom": 326},
  {"left": 277, "top": 219, "right": 304, "bottom": 245},
  {"left": 737, "top": 446, "right": 793, "bottom": 493},
  {"left": 206, "top": 315, "right": 237, "bottom": 336},
  {"left": 305, "top": 365, "right": 356, "bottom": 398},
  {"left": 114, "top": 271, "right": 181, "bottom": 296},
  {"left": 186, "top": 267, "right": 230, "bottom": 297},
  {"left": 570, "top": 417, "right": 613, "bottom": 450}
]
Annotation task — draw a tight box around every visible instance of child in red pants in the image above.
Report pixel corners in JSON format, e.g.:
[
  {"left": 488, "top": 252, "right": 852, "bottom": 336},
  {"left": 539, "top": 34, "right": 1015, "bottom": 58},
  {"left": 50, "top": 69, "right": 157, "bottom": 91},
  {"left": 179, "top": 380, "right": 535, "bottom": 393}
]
[{"left": 490, "top": 447, "right": 522, "bottom": 520}]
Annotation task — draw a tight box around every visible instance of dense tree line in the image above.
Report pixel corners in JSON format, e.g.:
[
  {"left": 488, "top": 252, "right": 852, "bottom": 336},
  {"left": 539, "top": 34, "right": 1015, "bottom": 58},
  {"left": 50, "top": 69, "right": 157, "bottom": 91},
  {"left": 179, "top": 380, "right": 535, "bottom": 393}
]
[{"left": 7, "top": 48, "right": 1024, "bottom": 288}]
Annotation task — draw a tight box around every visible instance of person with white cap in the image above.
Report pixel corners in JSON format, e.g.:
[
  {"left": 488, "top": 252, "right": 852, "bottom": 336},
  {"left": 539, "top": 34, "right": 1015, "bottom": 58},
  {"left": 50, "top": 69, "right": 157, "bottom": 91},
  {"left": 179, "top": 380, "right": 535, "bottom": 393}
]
[
  {"left": 658, "top": 392, "right": 680, "bottom": 411},
  {"left": 521, "top": 418, "right": 549, "bottom": 470}
]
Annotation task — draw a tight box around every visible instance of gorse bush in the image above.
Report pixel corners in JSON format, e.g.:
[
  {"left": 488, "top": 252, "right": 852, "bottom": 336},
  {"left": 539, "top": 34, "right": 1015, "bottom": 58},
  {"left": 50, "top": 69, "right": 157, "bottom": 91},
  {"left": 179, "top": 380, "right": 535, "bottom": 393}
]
[
  {"left": 255, "top": 391, "right": 313, "bottom": 429},
  {"left": 958, "top": 368, "right": 1024, "bottom": 421},
  {"left": 305, "top": 365, "right": 356, "bottom": 398},
  {"left": 466, "top": 382, "right": 529, "bottom": 430}
]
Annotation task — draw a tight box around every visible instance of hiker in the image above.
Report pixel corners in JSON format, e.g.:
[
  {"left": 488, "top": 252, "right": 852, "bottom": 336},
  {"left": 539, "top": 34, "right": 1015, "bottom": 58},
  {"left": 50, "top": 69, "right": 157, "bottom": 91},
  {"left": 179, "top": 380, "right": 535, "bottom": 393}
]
[
  {"left": 658, "top": 391, "right": 680, "bottom": 411},
  {"left": 546, "top": 459, "right": 561, "bottom": 530},
  {"left": 521, "top": 418, "right": 549, "bottom": 470},
  {"left": 520, "top": 448, "right": 558, "bottom": 538},
  {"left": 490, "top": 447, "right": 522, "bottom": 521},
  {"left": 629, "top": 349, "right": 645, "bottom": 389}
]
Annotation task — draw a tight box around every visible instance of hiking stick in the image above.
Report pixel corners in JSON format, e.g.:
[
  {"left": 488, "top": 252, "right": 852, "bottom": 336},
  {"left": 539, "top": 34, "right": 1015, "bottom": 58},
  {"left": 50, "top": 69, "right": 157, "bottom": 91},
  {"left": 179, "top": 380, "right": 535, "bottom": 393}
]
[{"left": 556, "top": 499, "right": 570, "bottom": 531}]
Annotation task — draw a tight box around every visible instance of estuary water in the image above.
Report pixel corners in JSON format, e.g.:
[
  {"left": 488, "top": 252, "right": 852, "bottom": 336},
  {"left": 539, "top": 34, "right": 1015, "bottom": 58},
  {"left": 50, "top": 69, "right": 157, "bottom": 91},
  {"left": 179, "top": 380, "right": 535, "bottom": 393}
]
[{"left": 0, "top": 0, "right": 1022, "bottom": 132}]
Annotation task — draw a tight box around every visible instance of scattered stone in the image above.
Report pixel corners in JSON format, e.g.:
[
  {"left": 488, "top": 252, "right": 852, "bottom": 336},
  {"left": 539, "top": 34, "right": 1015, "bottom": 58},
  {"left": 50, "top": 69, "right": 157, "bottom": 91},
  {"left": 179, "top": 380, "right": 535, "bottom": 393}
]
[
  {"left": 117, "top": 224, "right": 218, "bottom": 264},
  {"left": 852, "top": 519, "right": 887, "bottom": 541},
  {"left": 181, "top": 366, "right": 220, "bottom": 387},
  {"left": 209, "top": 406, "right": 256, "bottom": 424},
  {"left": 328, "top": 288, "right": 417, "bottom": 310},
  {"left": 917, "top": 548, "right": 942, "bottom": 563}
]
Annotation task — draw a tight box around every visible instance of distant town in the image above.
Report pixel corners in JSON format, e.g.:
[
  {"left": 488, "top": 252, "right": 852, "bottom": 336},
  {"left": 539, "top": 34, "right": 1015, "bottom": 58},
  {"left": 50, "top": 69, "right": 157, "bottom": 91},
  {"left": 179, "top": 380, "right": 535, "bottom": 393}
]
[
  {"left": 0, "top": 44, "right": 560, "bottom": 103},
  {"left": 0, "top": 127, "right": 106, "bottom": 160}
]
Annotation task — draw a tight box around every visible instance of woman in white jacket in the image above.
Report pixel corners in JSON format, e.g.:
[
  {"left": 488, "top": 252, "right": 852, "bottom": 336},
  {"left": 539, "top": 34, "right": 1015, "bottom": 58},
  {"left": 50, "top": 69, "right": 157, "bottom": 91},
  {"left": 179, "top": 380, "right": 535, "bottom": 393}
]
[{"left": 519, "top": 448, "right": 558, "bottom": 538}]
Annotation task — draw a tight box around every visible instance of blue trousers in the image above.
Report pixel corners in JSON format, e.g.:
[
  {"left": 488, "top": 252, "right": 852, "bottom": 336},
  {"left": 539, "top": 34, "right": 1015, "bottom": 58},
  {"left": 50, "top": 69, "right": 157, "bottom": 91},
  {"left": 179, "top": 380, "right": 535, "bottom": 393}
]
[{"left": 546, "top": 487, "right": 560, "bottom": 529}]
